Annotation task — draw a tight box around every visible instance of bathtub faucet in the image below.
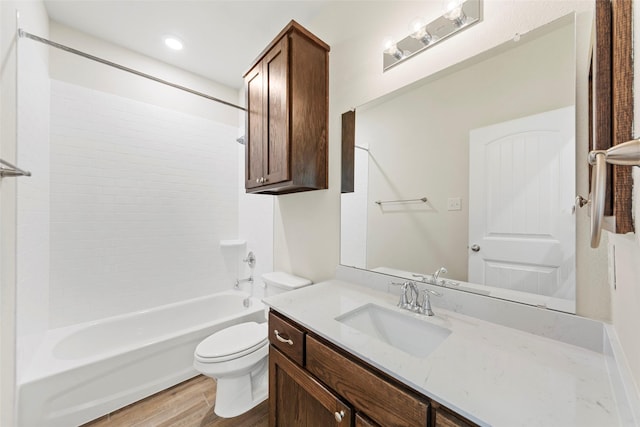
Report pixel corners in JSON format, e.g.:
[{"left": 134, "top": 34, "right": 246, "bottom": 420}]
[{"left": 234, "top": 275, "right": 253, "bottom": 289}]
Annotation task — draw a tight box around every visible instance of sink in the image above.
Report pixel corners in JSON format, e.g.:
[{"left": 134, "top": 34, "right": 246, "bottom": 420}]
[{"left": 335, "top": 303, "right": 451, "bottom": 358}]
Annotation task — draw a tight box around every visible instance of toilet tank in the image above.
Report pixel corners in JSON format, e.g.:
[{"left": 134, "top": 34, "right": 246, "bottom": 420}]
[{"left": 262, "top": 272, "right": 312, "bottom": 297}]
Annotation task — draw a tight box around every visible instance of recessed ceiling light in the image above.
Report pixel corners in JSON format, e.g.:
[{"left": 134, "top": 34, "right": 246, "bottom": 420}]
[{"left": 164, "top": 36, "right": 183, "bottom": 51}]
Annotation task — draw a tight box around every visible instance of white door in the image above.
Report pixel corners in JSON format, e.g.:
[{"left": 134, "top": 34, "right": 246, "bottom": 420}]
[{"left": 468, "top": 107, "right": 575, "bottom": 299}]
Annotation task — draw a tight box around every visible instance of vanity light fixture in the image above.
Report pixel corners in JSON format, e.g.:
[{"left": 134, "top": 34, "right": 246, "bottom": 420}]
[
  {"left": 383, "top": 0, "right": 482, "bottom": 71},
  {"left": 164, "top": 36, "right": 183, "bottom": 51}
]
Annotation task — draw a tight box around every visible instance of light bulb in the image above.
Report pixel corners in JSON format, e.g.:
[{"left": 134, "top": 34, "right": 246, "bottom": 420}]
[
  {"left": 409, "top": 17, "right": 432, "bottom": 45},
  {"left": 382, "top": 37, "right": 403, "bottom": 60},
  {"left": 443, "top": 0, "right": 466, "bottom": 26},
  {"left": 409, "top": 17, "right": 427, "bottom": 35},
  {"left": 382, "top": 37, "right": 395, "bottom": 51}
]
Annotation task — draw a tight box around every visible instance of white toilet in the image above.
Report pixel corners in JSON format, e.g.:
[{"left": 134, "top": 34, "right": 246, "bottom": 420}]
[{"left": 193, "top": 272, "right": 311, "bottom": 418}]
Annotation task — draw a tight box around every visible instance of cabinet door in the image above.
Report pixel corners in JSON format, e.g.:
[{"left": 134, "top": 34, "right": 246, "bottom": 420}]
[
  {"left": 263, "top": 36, "right": 290, "bottom": 186},
  {"left": 269, "top": 346, "right": 352, "bottom": 427},
  {"left": 245, "top": 63, "right": 264, "bottom": 189}
]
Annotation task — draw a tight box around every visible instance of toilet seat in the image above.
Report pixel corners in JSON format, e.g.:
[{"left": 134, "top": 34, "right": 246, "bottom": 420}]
[{"left": 195, "top": 322, "right": 267, "bottom": 363}]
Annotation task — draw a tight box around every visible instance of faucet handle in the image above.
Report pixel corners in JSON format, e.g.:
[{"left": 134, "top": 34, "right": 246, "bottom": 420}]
[
  {"left": 423, "top": 288, "right": 442, "bottom": 297},
  {"left": 419, "top": 288, "right": 441, "bottom": 316},
  {"left": 390, "top": 282, "right": 411, "bottom": 308}
]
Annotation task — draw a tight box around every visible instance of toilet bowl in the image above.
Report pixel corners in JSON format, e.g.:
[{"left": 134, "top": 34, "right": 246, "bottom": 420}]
[{"left": 193, "top": 272, "right": 311, "bottom": 418}]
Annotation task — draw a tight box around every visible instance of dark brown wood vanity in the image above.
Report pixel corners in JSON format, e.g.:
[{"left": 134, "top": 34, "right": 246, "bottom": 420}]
[{"left": 268, "top": 310, "right": 478, "bottom": 427}]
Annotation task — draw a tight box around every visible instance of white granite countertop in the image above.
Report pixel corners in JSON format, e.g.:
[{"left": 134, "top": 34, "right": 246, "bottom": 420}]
[{"left": 263, "top": 279, "right": 629, "bottom": 427}]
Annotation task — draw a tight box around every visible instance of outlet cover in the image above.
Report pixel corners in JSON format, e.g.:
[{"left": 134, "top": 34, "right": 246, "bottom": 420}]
[{"left": 447, "top": 197, "right": 462, "bottom": 211}]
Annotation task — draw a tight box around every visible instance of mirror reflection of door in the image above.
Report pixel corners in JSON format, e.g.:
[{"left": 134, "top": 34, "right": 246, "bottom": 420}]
[{"left": 468, "top": 106, "right": 575, "bottom": 308}]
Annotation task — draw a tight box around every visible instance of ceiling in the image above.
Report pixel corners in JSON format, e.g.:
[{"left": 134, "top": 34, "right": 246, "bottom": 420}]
[{"left": 42, "top": 0, "right": 367, "bottom": 89}]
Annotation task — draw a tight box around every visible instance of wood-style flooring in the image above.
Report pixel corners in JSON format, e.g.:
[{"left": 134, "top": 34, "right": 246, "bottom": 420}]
[{"left": 82, "top": 375, "right": 268, "bottom": 427}]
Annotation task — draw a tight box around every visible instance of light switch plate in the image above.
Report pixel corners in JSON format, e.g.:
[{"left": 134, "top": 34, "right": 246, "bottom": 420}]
[{"left": 447, "top": 197, "right": 462, "bottom": 211}]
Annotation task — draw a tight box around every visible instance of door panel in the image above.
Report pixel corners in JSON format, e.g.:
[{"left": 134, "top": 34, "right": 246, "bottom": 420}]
[
  {"left": 264, "top": 37, "right": 290, "bottom": 185},
  {"left": 245, "top": 65, "right": 264, "bottom": 189},
  {"left": 269, "top": 347, "right": 352, "bottom": 427},
  {"left": 468, "top": 107, "right": 575, "bottom": 299}
]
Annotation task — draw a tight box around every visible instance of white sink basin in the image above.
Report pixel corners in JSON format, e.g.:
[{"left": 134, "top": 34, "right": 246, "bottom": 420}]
[{"left": 335, "top": 303, "right": 451, "bottom": 358}]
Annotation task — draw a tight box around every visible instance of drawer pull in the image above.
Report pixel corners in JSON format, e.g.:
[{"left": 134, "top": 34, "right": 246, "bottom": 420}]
[
  {"left": 274, "top": 329, "right": 293, "bottom": 345},
  {"left": 334, "top": 410, "right": 345, "bottom": 422}
]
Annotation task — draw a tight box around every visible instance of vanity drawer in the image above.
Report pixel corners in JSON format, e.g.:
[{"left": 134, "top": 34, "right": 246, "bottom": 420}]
[
  {"left": 306, "top": 335, "right": 429, "bottom": 427},
  {"left": 433, "top": 403, "right": 478, "bottom": 427},
  {"left": 268, "top": 311, "right": 305, "bottom": 365}
]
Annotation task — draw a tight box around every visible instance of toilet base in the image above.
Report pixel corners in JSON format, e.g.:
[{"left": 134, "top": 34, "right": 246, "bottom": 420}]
[{"left": 213, "top": 360, "right": 268, "bottom": 418}]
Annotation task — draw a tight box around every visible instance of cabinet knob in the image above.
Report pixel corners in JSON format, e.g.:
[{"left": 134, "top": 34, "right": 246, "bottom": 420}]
[
  {"left": 334, "top": 410, "right": 345, "bottom": 422},
  {"left": 256, "top": 178, "right": 261, "bottom": 184}
]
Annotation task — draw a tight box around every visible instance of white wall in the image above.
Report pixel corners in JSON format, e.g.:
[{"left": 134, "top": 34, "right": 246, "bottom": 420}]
[
  {"left": 237, "top": 150, "right": 275, "bottom": 297},
  {"left": 0, "top": 3, "right": 19, "bottom": 424},
  {"left": 607, "top": 0, "right": 640, "bottom": 401},
  {"left": 48, "top": 80, "right": 240, "bottom": 326},
  {"left": 341, "top": 147, "right": 368, "bottom": 268},
  {"left": 49, "top": 22, "right": 238, "bottom": 127},
  {"left": 15, "top": 4, "right": 50, "bottom": 382},
  {"left": 1, "top": 1, "right": 49, "bottom": 422},
  {"left": 42, "top": 23, "right": 273, "bottom": 326}
]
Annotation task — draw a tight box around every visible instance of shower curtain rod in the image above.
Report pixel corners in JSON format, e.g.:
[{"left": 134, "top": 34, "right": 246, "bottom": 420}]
[{"left": 18, "top": 29, "right": 247, "bottom": 112}]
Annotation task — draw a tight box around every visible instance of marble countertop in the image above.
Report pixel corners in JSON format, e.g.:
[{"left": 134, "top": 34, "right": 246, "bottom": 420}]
[{"left": 263, "top": 279, "right": 627, "bottom": 427}]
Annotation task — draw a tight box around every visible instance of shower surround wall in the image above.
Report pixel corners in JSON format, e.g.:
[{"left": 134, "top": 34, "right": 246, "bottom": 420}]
[
  {"left": 15, "top": 9, "right": 50, "bottom": 380},
  {"left": 49, "top": 80, "right": 239, "bottom": 327}
]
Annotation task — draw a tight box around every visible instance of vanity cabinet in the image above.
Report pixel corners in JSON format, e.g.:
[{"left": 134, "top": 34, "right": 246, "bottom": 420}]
[
  {"left": 269, "top": 347, "right": 352, "bottom": 426},
  {"left": 268, "top": 310, "right": 479, "bottom": 427},
  {"left": 244, "top": 20, "right": 329, "bottom": 195}
]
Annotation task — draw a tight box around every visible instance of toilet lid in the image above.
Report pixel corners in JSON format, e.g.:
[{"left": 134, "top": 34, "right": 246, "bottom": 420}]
[{"left": 195, "top": 322, "right": 267, "bottom": 362}]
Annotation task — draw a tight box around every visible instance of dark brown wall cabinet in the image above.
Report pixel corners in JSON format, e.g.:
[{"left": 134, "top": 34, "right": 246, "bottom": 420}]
[
  {"left": 244, "top": 20, "right": 329, "bottom": 195},
  {"left": 268, "top": 310, "right": 479, "bottom": 427}
]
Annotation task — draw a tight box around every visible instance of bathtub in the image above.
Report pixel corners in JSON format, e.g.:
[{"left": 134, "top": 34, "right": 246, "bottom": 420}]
[{"left": 18, "top": 290, "right": 266, "bottom": 427}]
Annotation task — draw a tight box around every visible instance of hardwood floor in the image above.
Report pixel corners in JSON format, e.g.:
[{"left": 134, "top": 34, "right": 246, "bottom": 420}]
[{"left": 82, "top": 375, "right": 268, "bottom": 427}]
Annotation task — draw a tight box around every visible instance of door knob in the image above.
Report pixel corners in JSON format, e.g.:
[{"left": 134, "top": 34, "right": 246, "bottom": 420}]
[{"left": 470, "top": 244, "right": 480, "bottom": 252}]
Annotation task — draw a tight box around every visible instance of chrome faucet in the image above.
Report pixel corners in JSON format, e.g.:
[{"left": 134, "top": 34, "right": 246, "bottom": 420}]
[
  {"left": 234, "top": 251, "right": 256, "bottom": 290},
  {"left": 412, "top": 266, "right": 448, "bottom": 286},
  {"left": 432, "top": 267, "right": 448, "bottom": 285},
  {"left": 391, "top": 281, "right": 441, "bottom": 316},
  {"left": 235, "top": 276, "right": 253, "bottom": 288}
]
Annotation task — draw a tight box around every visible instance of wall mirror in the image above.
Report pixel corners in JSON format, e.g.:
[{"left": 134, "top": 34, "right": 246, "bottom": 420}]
[{"left": 341, "top": 14, "right": 581, "bottom": 313}]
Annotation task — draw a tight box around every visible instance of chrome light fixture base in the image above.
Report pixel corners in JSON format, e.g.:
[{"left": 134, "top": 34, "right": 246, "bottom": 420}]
[{"left": 383, "top": 0, "right": 482, "bottom": 71}]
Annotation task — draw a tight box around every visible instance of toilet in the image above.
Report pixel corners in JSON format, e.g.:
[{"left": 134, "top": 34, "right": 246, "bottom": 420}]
[{"left": 193, "top": 272, "right": 311, "bottom": 418}]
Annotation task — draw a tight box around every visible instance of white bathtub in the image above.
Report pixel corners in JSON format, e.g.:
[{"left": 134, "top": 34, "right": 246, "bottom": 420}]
[{"left": 18, "top": 290, "right": 266, "bottom": 427}]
